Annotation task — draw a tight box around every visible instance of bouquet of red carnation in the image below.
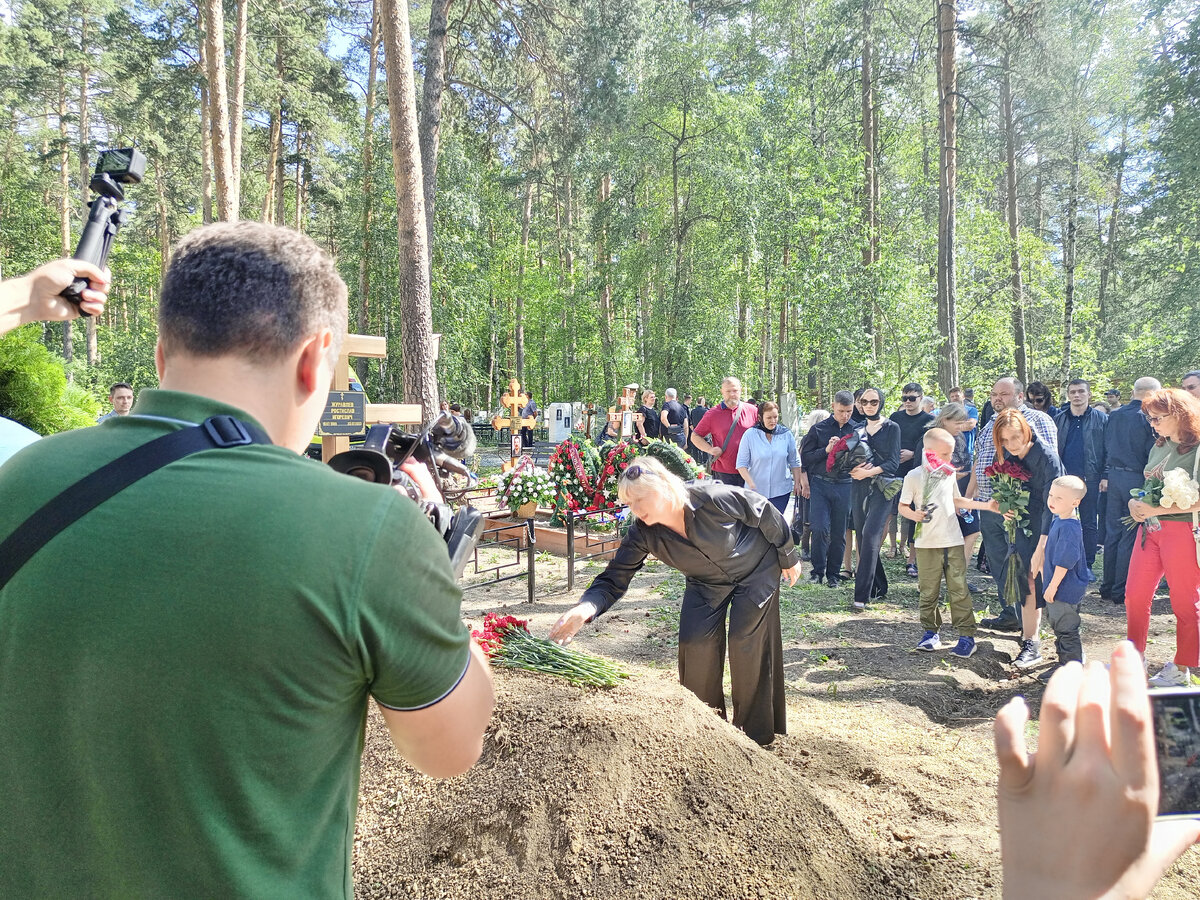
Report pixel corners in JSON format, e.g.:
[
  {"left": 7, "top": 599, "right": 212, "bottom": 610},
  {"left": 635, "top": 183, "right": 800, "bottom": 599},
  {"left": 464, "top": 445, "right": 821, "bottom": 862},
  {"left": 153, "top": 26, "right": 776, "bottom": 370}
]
[
  {"left": 471, "top": 612, "right": 630, "bottom": 687},
  {"left": 826, "top": 431, "right": 871, "bottom": 477},
  {"left": 983, "top": 456, "right": 1032, "bottom": 606}
]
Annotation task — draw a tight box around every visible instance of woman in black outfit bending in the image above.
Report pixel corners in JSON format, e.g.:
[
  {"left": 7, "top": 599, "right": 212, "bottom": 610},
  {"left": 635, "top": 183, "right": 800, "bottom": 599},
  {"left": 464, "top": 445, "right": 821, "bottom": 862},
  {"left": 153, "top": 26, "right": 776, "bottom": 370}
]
[
  {"left": 549, "top": 457, "right": 801, "bottom": 745},
  {"left": 849, "top": 386, "right": 902, "bottom": 610}
]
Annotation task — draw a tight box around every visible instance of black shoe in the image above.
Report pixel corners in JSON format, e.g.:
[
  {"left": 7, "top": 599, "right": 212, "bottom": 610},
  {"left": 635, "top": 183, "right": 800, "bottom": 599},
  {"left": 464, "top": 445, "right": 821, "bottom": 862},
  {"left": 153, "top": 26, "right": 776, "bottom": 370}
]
[
  {"left": 967, "top": 582, "right": 983, "bottom": 594},
  {"left": 1013, "top": 639, "right": 1043, "bottom": 669},
  {"left": 979, "top": 612, "right": 1021, "bottom": 633},
  {"left": 1098, "top": 589, "right": 1112, "bottom": 600},
  {"left": 800, "top": 550, "right": 811, "bottom": 562},
  {"left": 806, "top": 573, "right": 823, "bottom": 586},
  {"left": 826, "top": 576, "right": 841, "bottom": 589},
  {"left": 1110, "top": 596, "right": 1125, "bottom": 606}
]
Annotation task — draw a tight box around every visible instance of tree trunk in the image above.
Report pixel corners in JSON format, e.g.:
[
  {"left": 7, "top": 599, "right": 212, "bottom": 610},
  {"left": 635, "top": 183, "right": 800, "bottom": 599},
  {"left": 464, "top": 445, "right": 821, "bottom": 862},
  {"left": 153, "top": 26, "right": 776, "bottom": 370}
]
[
  {"left": 777, "top": 238, "right": 788, "bottom": 399},
  {"left": 379, "top": 0, "right": 438, "bottom": 417},
  {"left": 1097, "top": 120, "right": 1127, "bottom": 334},
  {"left": 758, "top": 266, "right": 770, "bottom": 397},
  {"left": 198, "top": 36, "right": 214, "bottom": 224},
  {"left": 58, "top": 73, "right": 73, "bottom": 364},
  {"left": 1002, "top": 58, "right": 1027, "bottom": 384},
  {"left": 156, "top": 165, "right": 170, "bottom": 285},
  {"left": 78, "top": 16, "right": 98, "bottom": 366},
  {"left": 418, "top": 0, "right": 454, "bottom": 274},
  {"left": 935, "top": 0, "right": 959, "bottom": 392},
  {"left": 737, "top": 250, "right": 748, "bottom": 342},
  {"left": 355, "top": 0, "right": 381, "bottom": 386},
  {"left": 1061, "top": 140, "right": 1079, "bottom": 377},
  {"left": 861, "top": 0, "right": 880, "bottom": 358},
  {"left": 515, "top": 173, "right": 532, "bottom": 383},
  {"left": 201, "top": 0, "right": 236, "bottom": 220},
  {"left": 230, "top": 0, "right": 248, "bottom": 209},
  {"left": 596, "top": 173, "right": 616, "bottom": 399}
]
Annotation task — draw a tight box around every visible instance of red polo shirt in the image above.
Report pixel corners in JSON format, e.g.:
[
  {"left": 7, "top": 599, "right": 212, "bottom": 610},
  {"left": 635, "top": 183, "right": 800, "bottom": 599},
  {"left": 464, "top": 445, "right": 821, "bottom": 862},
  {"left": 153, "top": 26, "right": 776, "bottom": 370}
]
[{"left": 694, "top": 402, "right": 759, "bottom": 474}]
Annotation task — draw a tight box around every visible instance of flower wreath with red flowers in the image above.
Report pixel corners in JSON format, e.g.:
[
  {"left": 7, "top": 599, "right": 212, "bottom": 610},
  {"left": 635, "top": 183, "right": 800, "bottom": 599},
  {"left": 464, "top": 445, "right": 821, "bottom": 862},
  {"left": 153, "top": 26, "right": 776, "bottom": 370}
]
[
  {"left": 548, "top": 437, "right": 601, "bottom": 514},
  {"left": 590, "top": 441, "right": 640, "bottom": 511}
]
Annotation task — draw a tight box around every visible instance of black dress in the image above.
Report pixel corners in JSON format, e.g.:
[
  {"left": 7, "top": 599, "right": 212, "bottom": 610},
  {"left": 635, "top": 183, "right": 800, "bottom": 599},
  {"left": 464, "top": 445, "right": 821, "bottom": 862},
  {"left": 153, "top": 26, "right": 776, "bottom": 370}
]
[
  {"left": 638, "top": 405, "right": 660, "bottom": 441},
  {"left": 852, "top": 420, "right": 901, "bottom": 604},
  {"left": 580, "top": 482, "right": 798, "bottom": 745}
]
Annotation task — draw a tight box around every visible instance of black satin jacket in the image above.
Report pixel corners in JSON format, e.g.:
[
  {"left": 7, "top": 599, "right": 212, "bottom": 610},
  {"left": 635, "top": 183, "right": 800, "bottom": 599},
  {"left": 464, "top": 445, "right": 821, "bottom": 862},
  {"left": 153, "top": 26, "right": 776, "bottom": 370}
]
[{"left": 580, "top": 482, "right": 799, "bottom": 617}]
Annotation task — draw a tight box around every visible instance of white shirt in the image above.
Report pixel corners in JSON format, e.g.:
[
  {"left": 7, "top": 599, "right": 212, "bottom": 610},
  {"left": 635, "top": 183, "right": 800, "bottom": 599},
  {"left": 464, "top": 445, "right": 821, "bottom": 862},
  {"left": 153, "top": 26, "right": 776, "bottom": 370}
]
[{"left": 899, "top": 465, "right": 964, "bottom": 549}]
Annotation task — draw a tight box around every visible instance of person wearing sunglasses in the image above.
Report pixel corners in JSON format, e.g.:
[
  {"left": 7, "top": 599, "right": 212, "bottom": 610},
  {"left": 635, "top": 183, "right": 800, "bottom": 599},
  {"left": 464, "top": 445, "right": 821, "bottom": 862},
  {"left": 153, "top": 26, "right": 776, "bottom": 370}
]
[
  {"left": 1025, "top": 381, "right": 1057, "bottom": 419},
  {"left": 889, "top": 383, "right": 935, "bottom": 577},
  {"left": 549, "top": 457, "right": 801, "bottom": 746},
  {"left": 1124, "top": 388, "right": 1200, "bottom": 687}
]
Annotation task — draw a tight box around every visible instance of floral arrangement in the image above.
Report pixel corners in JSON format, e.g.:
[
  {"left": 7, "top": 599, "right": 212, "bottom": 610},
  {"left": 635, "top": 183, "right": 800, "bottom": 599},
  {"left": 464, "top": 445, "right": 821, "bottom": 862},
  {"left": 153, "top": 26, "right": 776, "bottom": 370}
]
[
  {"left": 1122, "top": 474, "right": 1164, "bottom": 536},
  {"left": 914, "top": 451, "right": 956, "bottom": 539},
  {"left": 471, "top": 612, "right": 630, "bottom": 687},
  {"left": 983, "top": 456, "right": 1032, "bottom": 607},
  {"left": 589, "top": 440, "right": 639, "bottom": 511},
  {"left": 826, "top": 431, "right": 871, "bottom": 478},
  {"left": 1161, "top": 467, "right": 1199, "bottom": 510},
  {"left": 640, "top": 438, "right": 707, "bottom": 482},
  {"left": 498, "top": 464, "right": 555, "bottom": 514},
  {"left": 548, "top": 438, "right": 601, "bottom": 514}
]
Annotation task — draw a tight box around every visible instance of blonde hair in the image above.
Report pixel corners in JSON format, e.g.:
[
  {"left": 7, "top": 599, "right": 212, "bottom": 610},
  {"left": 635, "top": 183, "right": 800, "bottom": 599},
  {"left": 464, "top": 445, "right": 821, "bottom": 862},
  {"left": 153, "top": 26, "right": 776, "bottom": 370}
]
[
  {"left": 1053, "top": 475, "right": 1087, "bottom": 500},
  {"left": 617, "top": 456, "right": 688, "bottom": 512}
]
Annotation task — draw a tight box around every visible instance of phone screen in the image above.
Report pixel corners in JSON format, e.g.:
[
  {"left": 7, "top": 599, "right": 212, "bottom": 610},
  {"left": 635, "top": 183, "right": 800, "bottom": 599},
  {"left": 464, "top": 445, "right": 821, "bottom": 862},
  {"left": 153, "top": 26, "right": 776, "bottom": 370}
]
[{"left": 1151, "top": 687, "right": 1200, "bottom": 819}]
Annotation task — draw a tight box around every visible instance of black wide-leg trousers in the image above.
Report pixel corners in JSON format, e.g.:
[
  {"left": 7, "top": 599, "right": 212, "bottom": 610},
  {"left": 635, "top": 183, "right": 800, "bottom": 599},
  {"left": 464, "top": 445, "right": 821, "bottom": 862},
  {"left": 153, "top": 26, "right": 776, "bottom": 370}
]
[{"left": 677, "top": 574, "right": 786, "bottom": 746}]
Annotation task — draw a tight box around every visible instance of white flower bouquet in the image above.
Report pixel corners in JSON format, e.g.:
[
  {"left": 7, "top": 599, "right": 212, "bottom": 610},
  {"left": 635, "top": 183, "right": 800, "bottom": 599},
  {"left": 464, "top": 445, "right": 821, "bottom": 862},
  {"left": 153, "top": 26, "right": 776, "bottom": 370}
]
[
  {"left": 499, "top": 466, "right": 555, "bottom": 515},
  {"left": 1160, "top": 467, "right": 1200, "bottom": 511}
]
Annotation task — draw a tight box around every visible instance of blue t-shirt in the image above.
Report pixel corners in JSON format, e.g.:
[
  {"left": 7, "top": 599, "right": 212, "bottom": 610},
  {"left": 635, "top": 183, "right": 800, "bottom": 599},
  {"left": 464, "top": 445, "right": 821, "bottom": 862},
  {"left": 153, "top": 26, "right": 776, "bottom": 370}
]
[{"left": 1043, "top": 516, "right": 1089, "bottom": 604}]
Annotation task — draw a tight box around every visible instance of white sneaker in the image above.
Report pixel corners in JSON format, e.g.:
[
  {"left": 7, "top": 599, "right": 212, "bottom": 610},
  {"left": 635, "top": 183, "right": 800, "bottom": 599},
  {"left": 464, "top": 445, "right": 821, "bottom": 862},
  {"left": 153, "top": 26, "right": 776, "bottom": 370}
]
[{"left": 1149, "top": 662, "right": 1191, "bottom": 688}]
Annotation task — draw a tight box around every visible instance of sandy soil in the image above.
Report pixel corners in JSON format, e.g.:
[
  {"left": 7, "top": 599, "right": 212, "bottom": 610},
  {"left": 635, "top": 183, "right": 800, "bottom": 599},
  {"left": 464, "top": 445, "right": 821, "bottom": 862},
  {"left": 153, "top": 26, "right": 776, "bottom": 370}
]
[{"left": 353, "top": 548, "right": 1200, "bottom": 899}]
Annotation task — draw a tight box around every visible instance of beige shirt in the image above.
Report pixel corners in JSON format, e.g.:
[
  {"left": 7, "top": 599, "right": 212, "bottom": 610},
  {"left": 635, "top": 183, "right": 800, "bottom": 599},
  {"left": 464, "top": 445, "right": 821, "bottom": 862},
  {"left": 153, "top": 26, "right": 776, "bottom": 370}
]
[{"left": 899, "top": 466, "right": 964, "bottom": 549}]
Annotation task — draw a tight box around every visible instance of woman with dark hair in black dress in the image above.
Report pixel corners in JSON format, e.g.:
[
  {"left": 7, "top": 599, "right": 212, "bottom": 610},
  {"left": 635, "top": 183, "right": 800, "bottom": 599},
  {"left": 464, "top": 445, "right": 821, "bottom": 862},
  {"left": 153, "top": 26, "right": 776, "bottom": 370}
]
[{"left": 849, "top": 386, "right": 902, "bottom": 609}]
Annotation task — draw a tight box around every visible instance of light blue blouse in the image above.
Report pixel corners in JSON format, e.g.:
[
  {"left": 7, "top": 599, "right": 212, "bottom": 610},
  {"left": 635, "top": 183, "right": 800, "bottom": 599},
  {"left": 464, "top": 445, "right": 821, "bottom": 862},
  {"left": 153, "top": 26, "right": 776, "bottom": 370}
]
[{"left": 735, "top": 425, "right": 801, "bottom": 500}]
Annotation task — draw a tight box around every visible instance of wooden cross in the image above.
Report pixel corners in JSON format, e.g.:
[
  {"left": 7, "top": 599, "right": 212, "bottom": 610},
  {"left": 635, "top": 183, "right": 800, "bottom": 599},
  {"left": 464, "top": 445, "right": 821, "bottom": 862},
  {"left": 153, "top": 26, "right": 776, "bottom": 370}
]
[
  {"left": 492, "top": 377, "right": 536, "bottom": 469},
  {"left": 608, "top": 384, "right": 642, "bottom": 440}
]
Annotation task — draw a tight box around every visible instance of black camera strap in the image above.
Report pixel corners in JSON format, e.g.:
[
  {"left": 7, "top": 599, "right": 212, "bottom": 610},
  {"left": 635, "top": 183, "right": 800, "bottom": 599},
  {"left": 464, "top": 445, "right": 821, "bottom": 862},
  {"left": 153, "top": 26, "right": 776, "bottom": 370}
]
[{"left": 0, "top": 415, "right": 271, "bottom": 592}]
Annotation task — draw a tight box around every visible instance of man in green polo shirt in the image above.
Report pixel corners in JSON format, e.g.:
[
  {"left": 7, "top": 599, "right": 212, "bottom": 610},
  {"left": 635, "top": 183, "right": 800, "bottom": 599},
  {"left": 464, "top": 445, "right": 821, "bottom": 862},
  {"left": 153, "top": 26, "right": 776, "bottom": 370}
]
[{"left": 0, "top": 222, "right": 494, "bottom": 898}]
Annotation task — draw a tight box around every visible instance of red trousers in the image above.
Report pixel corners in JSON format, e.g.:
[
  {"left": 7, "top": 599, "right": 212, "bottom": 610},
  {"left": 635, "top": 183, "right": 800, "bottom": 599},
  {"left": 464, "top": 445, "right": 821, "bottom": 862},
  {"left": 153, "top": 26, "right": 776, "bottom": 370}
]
[{"left": 1125, "top": 520, "right": 1200, "bottom": 667}]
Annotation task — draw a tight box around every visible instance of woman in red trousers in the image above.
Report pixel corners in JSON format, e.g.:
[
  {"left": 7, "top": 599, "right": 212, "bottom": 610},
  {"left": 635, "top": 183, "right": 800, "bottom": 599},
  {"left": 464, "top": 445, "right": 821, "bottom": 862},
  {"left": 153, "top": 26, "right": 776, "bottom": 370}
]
[{"left": 1125, "top": 388, "right": 1200, "bottom": 687}]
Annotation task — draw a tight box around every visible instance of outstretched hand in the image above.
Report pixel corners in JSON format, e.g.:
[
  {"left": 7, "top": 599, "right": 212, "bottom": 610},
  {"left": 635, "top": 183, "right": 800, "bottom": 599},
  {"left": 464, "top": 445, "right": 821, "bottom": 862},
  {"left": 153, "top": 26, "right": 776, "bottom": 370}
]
[
  {"left": 549, "top": 602, "right": 598, "bottom": 646},
  {"left": 994, "top": 642, "right": 1200, "bottom": 900}
]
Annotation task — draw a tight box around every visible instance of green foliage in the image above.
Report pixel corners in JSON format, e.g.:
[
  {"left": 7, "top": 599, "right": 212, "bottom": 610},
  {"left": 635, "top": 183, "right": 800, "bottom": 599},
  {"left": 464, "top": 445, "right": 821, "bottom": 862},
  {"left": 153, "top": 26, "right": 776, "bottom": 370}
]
[{"left": 0, "top": 327, "right": 98, "bottom": 433}]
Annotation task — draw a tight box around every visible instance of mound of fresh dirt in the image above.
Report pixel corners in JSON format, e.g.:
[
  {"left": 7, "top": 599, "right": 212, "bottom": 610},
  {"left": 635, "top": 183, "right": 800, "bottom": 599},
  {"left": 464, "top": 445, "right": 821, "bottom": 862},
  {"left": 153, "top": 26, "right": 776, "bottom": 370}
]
[{"left": 353, "top": 670, "right": 914, "bottom": 900}]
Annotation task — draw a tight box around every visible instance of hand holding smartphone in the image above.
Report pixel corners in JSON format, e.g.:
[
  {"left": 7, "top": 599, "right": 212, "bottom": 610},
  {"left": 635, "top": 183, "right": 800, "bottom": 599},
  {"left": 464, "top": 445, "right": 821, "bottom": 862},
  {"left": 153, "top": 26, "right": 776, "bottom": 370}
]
[{"left": 1151, "top": 686, "right": 1200, "bottom": 820}]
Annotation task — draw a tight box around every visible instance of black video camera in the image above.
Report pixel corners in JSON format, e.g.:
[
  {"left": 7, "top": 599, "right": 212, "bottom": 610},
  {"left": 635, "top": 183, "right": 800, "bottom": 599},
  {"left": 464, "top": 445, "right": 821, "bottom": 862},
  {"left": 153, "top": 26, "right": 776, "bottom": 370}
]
[
  {"left": 328, "top": 413, "right": 483, "bottom": 579},
  {"left": 61, "top": 147, "right": 146, "bottom": 314}
]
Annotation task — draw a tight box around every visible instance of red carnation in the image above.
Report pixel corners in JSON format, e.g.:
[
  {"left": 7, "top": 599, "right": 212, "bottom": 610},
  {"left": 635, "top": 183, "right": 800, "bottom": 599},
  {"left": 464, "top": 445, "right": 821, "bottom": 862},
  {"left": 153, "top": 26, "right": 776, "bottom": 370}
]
[{"left": 826, "top": 435, "right": 850, "bottom": 473}]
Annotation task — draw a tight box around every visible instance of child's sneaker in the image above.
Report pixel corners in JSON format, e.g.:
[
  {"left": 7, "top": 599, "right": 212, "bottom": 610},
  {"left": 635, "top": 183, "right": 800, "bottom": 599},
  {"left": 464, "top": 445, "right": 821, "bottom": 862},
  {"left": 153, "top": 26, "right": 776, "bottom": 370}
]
[
  {"left": 1149, "top": 662, "right": 1191, "bottom": 688},
  {"left": 949, "top": 636, "right": 976, "bottom": 658},
  {"left": 916, "top": 630, "right": 942, "bottom": 652},
  {"left": 1013, "top": 639, "right": 1043, "bottom": 669}
]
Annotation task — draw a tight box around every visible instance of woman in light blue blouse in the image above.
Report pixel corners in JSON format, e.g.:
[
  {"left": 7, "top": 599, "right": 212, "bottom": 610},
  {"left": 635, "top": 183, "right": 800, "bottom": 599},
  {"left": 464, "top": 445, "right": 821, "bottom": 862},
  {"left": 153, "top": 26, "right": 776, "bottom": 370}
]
[{"left": 736, "top": 401, "right": 802, "bottom": 515}]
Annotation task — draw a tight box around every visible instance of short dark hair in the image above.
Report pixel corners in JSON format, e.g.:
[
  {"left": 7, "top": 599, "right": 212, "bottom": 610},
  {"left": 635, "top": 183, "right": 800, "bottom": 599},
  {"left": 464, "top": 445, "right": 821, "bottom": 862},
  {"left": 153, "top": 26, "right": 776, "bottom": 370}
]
[
  {"left": 902, "top": 382, "right": 922, "bottom": 396},
  {"left": 1067, "top": 378, "right": 1090, "bottom": 389},
  {"left": 159, "top": 222, "right": 347, "bottom": 365},
  {"left": 833, "top": 390, "right": 854, "bottom": 407},
  {"left": 1105, "top": 388, "right": 1120, "bottom": 396},
  {"left": 1183, "top": 370, "right": 1200, "bottom": 381},
  {"left": 109, "top": 382, "right": 132, "bottom": 395},
  {"left": 949, "top": 386, "right": 963, "bottom": 395}
]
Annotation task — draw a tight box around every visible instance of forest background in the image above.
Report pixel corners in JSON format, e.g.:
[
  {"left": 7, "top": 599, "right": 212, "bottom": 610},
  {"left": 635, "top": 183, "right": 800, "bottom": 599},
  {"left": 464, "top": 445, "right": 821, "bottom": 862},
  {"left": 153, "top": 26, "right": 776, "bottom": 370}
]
[{"left": 0, "top": 0, "right": 1197, "bottom": 428}]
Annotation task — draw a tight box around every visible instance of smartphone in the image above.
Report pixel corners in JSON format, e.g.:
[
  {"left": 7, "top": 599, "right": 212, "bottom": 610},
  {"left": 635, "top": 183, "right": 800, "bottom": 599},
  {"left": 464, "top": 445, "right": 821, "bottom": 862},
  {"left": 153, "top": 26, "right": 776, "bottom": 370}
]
[{"left": 1151, "top": 686, "right": 1200, "bottom": 819}]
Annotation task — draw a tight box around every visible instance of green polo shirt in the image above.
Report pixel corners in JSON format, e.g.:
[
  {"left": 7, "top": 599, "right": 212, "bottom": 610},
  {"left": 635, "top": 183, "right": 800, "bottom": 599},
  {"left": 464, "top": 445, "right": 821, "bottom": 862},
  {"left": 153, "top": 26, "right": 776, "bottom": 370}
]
[{"left": 0, "top": 390, "right": 471, "bottom": 898}]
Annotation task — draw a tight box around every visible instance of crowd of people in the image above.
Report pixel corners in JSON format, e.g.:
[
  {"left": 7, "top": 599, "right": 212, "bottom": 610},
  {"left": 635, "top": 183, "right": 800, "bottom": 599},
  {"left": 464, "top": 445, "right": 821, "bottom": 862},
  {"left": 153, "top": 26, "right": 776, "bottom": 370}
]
[
  {"left": 2, "top": 244, "right": 1198, "bottom": 895},
  {"left": 608, "top": 372, "right": 1200, "bottom": 690}
]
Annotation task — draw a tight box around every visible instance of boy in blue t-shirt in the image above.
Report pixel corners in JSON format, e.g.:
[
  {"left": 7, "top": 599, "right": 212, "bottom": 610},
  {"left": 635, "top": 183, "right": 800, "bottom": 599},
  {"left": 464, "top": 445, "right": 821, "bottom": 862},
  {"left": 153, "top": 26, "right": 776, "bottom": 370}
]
[{"left": 1039, "top": 475, "right": 1091, "bottom": 682}]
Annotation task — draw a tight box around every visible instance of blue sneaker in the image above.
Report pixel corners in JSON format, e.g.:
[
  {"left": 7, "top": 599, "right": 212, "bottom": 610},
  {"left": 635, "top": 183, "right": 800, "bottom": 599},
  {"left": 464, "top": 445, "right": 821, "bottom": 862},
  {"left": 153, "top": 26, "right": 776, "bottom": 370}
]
[
  {"left": 950, "top": 636, "right": 977, "bottom": 658},
  {"left": 916, "top": 630, "right": 941, "bottom": 652}
]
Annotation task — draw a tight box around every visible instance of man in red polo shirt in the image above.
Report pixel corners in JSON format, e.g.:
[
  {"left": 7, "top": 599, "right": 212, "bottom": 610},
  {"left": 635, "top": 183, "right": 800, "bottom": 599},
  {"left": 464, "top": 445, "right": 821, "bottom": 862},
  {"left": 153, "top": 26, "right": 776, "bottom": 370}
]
[{"left": 691, "top": 376, "right": 759, "bottom": 486}]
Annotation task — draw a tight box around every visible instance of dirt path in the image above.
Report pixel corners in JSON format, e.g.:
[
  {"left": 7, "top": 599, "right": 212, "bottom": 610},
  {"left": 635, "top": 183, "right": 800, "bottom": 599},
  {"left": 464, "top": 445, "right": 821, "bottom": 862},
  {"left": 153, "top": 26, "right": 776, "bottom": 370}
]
[{"left": 354, "top": 550, "right": 1200, "bottom": 899}]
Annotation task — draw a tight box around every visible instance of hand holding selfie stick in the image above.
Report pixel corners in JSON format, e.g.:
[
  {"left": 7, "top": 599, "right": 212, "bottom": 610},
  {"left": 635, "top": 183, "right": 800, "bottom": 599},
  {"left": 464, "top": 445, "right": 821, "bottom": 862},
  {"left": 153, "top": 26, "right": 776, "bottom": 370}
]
[
  {"left": 61, "top": 148, "right": 145, "bottom": 316},
  {"left": 994, "top": 643, "right": 1200, "bottom": 900}
]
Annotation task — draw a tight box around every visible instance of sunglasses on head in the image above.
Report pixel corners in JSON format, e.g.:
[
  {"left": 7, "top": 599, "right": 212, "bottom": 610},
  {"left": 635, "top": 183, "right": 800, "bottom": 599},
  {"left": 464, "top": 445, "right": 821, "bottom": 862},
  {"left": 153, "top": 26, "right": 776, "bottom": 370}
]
[{"left": 624, "top": 465, "right": 646, "bottom": 480}]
